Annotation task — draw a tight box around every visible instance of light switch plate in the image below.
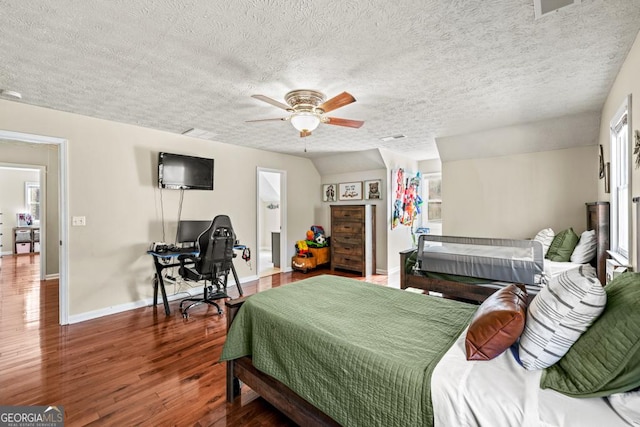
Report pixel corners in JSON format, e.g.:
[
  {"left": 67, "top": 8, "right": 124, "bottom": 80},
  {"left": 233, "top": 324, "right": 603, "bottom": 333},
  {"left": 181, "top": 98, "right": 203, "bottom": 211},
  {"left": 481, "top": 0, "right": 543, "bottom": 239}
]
[{"left": 72, "top": 216, "right": 86, "bottom": 226}]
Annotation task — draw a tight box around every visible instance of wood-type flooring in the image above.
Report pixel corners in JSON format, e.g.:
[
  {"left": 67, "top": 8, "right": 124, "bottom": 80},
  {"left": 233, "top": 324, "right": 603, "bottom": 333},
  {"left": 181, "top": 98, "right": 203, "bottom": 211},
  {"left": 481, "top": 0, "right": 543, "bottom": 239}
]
[{"left": 0, "top": 254, "right": 389, "bottom": 426}]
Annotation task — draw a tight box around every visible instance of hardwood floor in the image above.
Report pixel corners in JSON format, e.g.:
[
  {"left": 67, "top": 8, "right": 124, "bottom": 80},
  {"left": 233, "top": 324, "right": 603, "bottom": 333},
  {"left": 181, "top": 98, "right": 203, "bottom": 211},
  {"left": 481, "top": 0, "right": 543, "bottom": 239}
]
[{"left": 0, "top": 254, "right": 390, "bottom": 426}]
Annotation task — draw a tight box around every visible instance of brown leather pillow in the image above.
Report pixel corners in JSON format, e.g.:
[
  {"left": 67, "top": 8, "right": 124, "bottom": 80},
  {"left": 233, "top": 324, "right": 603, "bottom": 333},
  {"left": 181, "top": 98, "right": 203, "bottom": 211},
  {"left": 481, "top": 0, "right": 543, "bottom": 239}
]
[{"left": 465, "top": 284, "right": 528, "bottom": 361}]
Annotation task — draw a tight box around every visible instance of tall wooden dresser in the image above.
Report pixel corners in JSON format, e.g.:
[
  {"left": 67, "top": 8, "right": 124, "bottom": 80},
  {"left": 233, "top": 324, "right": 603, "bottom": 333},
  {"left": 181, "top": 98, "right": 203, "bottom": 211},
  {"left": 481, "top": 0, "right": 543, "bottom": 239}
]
[
  {"left": 330, "top": 205, "right": 376, "bottom": 276},
  {"left": 585, "top": 201, "right": 609, "bottom": 285}
]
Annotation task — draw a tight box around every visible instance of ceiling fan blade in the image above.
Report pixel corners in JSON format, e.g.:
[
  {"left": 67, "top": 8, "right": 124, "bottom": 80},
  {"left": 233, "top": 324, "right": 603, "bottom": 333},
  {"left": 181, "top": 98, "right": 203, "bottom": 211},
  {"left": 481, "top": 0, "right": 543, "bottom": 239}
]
[
  {"left": 317, "top": 92, "right": 356, "bottom": 113},
  {"left": 246, "top": 117, "right": 288, "bottom": 123},
  {"left": 300, "top": 130, "right": 312, "bottom": 138},
  {"left": 325, "top": 117, "right": 364, "bottom": 128},
  {"left": 251, "top": 94, "right": 293, "bottom": 111}
]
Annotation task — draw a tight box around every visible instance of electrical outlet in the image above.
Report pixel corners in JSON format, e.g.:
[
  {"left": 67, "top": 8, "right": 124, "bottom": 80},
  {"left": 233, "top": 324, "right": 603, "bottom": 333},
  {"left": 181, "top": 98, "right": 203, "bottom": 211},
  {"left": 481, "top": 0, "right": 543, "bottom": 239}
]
[{"left": 72, "top": 216, "right": 86, "bottom": 226}]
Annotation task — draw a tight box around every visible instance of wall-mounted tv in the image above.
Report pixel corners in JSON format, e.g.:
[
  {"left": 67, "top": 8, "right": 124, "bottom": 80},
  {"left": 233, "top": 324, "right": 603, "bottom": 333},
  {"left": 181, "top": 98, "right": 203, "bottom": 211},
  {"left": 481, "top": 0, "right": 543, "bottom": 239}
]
[{"left": 158, "top": 152, "right": 214, "bottom": 190}]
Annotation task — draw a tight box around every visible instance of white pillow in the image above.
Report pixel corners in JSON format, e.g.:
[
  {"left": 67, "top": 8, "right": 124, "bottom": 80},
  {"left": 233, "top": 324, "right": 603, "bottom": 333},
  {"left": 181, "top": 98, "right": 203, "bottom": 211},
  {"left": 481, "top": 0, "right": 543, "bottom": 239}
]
[
  {"left": 608, "top": 389, "right": 640, "bottom": 426},
  {"left": 570, "top": 229, "right": 597, "bottom": 264},
  {"left": 519, "top": 266, "right": 606, "bottom": 370},
  {"left": 533, "top": 228, "right": 555, "bottom": 257}
]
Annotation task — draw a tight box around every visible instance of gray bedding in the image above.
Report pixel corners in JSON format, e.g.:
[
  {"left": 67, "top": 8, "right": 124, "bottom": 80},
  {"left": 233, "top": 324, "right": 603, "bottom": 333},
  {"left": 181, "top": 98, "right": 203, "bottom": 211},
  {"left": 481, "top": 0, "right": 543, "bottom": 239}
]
[{"left": 416, "top": 235, "right": 544, "bottom": 286}]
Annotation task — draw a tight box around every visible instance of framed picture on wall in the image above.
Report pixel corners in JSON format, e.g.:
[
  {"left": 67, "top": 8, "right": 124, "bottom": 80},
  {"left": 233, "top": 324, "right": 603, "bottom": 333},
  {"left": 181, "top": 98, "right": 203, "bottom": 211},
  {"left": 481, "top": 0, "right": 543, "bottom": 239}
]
[
  {"left": 322, "top": 184, "right": 337, "bottom": 202},
  {"left": 338, "top": 182, "right": 363, "bottom": 201},
  {"left": 364, "top": 179, "right": 382, "bottom": 200}
]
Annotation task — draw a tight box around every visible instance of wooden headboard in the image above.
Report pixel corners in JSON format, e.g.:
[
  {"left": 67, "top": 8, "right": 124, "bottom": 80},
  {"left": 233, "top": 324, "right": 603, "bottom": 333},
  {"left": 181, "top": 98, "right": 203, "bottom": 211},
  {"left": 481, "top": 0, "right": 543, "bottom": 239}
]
[{"left": 585, "top": 202, "right": 610, "bottom": 285}]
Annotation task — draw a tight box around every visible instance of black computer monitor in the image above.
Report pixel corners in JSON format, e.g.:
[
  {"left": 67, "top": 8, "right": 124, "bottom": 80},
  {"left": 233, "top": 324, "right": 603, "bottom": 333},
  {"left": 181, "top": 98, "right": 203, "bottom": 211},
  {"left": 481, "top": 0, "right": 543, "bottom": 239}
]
[{"left": 176, "top": 220, "right": 212, "bottom": 246}]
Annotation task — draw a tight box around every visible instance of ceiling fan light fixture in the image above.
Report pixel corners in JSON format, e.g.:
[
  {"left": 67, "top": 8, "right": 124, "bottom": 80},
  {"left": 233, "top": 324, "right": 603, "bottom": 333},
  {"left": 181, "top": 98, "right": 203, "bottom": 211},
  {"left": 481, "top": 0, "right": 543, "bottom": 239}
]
[{"left": 290, "top": 112, "right": 320, "bottom": 132}]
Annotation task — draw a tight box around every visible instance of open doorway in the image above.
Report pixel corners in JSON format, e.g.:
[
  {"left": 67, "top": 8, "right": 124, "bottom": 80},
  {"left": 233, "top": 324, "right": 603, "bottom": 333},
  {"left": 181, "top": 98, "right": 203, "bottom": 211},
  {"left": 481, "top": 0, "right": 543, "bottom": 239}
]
[
  {"left": 0, "top": 130, "right": 69, "bottom": 325},
  {"left": 0, "top": 164, "right": 43, "bottom": 264},
  {"left": 257, "top": 168, "right": 286, "bottom": 277}
]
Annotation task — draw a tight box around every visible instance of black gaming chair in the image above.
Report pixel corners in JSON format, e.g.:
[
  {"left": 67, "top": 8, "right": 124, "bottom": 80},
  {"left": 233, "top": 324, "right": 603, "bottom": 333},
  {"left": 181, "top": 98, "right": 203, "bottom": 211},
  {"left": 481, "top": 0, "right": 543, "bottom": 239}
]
[{"left": 178, "top": 215, "right": 243, "bottom": 318}]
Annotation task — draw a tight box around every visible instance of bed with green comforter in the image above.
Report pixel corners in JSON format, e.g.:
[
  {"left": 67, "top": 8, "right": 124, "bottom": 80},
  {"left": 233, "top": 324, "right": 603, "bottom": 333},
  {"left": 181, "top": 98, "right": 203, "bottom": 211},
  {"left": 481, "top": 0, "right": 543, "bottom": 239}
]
[{"left": 220, "top": 275, "right": 476, "bottom": 427}]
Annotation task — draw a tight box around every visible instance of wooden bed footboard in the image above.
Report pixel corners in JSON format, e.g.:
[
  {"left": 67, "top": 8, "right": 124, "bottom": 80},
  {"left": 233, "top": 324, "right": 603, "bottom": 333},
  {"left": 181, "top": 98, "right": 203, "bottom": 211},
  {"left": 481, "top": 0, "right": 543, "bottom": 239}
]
[{"left": 224, "top": 298, "right": 340, "bottom": 427}]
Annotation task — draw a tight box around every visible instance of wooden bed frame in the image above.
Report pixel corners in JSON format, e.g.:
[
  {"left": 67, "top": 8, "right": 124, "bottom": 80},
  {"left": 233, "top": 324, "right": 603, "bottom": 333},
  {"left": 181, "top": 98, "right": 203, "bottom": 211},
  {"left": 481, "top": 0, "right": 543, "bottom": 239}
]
[
  {"left": 225, "top": 298, "right": 340, "bottom": 427},
  {"left": 399, "top": 248, "right": 504, "bottom": 304}
]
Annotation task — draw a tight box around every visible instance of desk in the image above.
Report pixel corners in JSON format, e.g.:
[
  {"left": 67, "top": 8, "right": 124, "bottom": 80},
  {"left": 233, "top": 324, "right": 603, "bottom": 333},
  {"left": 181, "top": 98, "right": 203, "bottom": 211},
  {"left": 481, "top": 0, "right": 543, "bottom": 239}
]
[
  {"left": 148, "top": 245, "right": 246, "bottom": 316},
  {"left": 148, "top": 249, "right": 198, "bottom": 316}
]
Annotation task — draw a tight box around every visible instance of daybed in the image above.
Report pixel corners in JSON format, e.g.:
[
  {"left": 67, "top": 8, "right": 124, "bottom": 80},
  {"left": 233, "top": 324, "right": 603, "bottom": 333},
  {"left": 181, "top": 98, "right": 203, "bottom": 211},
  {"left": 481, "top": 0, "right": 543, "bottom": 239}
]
[
  {"left": 400, "top": 226, "right": 603, "bottom": 303},
  {"left": 221, "top": 274, "right": 639, "bottom": 426}
]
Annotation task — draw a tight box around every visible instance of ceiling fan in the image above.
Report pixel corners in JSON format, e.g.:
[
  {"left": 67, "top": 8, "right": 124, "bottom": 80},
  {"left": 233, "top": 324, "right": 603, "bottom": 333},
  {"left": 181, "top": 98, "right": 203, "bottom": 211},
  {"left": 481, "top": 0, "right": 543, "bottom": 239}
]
[{"left": 247, "top": 89, "right": 364, "bottom": 137}]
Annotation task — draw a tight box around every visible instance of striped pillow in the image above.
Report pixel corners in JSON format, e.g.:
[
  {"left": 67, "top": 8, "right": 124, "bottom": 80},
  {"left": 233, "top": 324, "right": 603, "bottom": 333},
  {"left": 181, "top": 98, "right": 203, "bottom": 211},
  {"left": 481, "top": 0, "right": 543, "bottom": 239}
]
[
  {"left": 533, "top": 228, "right": 555, "bottom": 257},
  {"left": 519, "top": 266, "right": 606, "bottom": 370}
]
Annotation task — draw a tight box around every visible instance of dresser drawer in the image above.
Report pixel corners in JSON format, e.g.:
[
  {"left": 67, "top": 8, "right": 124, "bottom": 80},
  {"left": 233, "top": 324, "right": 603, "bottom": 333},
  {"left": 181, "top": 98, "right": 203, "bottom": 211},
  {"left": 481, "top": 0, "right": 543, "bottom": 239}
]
[
  {"left": 332, "top": 241, "right": 363, "bottom": 256},
  {"left": 332, "top": 207, "right": 364, "bottom": 221},
  {"left": 332, "top": 254, "right": 364, "bottom": 271},
  {"left": 332, "top": 234, "right": 363, "bottom": 247},
  {"left": 332, "top": 222, "right": 362, "bottom": 235}
]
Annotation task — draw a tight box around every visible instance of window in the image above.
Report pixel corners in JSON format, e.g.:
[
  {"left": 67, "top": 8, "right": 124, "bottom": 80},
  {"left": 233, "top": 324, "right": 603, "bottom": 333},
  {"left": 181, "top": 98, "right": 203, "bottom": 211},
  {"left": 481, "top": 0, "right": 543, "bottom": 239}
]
[
  {"left": 421, "top": 174, "right": 442, "bottom": 232},
  {"left": 610, "top": 96, "right": 632, "bottom": 263},
  {"left": 25, "top": 181, "right": 40, "bottom": 222}
]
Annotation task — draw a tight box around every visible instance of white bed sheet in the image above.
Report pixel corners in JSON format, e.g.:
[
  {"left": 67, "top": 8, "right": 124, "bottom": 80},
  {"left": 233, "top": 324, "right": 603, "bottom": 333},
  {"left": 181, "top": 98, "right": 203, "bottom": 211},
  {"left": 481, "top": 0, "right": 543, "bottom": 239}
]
[{"left": 431, "top": 329, "right": 628, "bottom": 427}]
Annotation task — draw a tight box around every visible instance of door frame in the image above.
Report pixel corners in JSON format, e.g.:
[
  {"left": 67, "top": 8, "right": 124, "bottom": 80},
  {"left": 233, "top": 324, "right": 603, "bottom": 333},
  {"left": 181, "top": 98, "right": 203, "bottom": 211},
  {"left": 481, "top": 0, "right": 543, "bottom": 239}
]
[
  {"left": 256, "top": 167, "right": 287, "bottom": 274},
  {"left": 0, "top": 130, "right": 69, "bottom": 325}
]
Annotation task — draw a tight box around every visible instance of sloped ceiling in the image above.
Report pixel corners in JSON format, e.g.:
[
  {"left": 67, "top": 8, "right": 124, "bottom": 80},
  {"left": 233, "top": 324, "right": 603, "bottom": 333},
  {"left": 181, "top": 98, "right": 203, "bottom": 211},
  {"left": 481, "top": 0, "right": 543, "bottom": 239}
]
[
  {"left": 1, "top": 1, "right": 639, "bottom": 160},
  {"left": 259, "top": 171, "right": 280, "bottom": 202},
  {"left": 437, "top": 111, "right": 601, "bottom": 162}
]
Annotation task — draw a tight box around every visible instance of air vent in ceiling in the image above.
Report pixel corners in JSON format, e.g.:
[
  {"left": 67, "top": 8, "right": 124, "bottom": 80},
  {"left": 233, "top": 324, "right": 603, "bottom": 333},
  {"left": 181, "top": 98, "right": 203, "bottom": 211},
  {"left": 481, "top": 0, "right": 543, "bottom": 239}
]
[
  {"left": 182, "top": 128, "right": 218, "bottom": 140},
  {"left": 534, "top": 0, "right": 581, "bottom": 19},
  {"left": 0, "top": 89, "right": 22, "bottom": 100},
  {"left": 380, "top": 134, "right": 406, "bottom": 142}
]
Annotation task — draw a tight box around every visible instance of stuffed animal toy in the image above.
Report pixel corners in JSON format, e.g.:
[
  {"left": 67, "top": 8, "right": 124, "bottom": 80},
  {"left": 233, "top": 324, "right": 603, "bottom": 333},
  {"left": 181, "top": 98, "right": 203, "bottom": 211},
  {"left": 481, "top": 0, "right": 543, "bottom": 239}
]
[
  {"left": 306, "top": 225, "right": 328, "bottom": 248},
  {"left": 296, "top": 240, "right": 309, "bottom": 255}
]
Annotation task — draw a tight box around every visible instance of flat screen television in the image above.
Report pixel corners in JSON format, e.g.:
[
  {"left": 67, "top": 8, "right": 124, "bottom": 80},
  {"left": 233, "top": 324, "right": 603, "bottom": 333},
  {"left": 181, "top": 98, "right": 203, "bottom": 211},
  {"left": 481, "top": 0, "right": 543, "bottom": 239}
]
[{"left": 158, "top": 152, "right": 214, "bottom": 190}]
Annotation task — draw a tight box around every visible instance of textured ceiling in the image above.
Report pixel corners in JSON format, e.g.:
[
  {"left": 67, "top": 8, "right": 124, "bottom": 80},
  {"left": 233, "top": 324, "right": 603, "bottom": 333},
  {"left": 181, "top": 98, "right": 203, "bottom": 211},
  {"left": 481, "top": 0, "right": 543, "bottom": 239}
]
[{"left": 1, "top": 0, "right": 639, "bottom": 160}]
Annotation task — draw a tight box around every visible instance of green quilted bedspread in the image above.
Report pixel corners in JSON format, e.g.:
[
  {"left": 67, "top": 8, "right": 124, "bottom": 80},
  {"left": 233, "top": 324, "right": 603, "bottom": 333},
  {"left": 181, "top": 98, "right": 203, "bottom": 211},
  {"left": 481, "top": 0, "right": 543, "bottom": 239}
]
[{"left": 220, "top": 275, "right": 475, "bottom": 427}]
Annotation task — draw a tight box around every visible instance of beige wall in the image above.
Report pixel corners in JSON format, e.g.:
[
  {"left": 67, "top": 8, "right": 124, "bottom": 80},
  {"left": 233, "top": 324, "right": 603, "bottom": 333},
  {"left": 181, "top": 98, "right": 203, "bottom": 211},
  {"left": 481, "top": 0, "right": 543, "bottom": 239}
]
[
  {"left": 443, "top": 146, "right": 598, "bottom": 239},
  {"left": 597, "top": 30, "right": 640, "bottom": 269},
  {"left": 0, "top": 100, "right": 320, "bottom": 317},
  {"left": 418, "top": 158, "right": 442, "bottom": 174},
  {"left": 0, "top": 167, "right": 40, "bottom": 254},
  {"left": 0, "top": 141, "right": 59, "bottom": 274}
]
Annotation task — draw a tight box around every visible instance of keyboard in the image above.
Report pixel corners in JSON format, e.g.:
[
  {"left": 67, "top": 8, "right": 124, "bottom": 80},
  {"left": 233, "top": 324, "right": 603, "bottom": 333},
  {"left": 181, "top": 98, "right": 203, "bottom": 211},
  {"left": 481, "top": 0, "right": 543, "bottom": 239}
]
[
  {"left": 167, "top": 246, "right": 198, "bottom": 254},
  {"left": 150, "top": 246, "right": 198, "bottom": 255}
]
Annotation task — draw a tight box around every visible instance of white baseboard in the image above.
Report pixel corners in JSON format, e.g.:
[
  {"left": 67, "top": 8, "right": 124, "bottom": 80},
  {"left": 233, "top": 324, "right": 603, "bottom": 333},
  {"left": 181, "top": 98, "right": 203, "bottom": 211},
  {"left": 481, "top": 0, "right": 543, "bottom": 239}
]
[
  {"left": 385, "top": 266, "right": 401, "bottom": 275},
  {"left": 45, "top": 273, "right": 59, "bottom": 280},
  {"left": 67, "top": 275, "right": 257, "bottom": 324}
]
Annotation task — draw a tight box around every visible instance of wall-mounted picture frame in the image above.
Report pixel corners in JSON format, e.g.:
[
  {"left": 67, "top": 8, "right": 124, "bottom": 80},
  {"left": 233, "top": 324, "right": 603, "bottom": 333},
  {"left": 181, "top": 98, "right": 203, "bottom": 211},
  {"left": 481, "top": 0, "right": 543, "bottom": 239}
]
[
  {"left": 364, "top": 179, "right": 383, "bottom": 200},
  {"left": 599, "top": 144, "right": 605, "bottom": 178},
  {"left": 322, "top": 183, "right": 337, "bottom": 202},
  {"left": 338, "top": 182, "right": 363, "bottom": 201},
  {"left": 634, "top": 130, "right": 640, "bottom": 169}
]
